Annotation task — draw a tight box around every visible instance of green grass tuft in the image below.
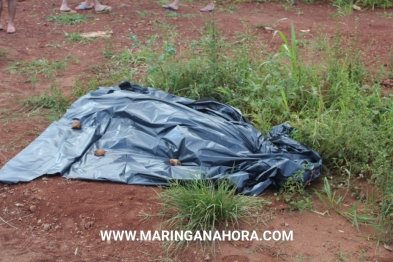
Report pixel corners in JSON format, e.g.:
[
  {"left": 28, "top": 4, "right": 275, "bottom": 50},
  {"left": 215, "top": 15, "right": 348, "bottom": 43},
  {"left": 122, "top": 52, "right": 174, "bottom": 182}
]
[
  {"left": 158, "top": 178, "right": 264, "bottom": 232},
  {"left": 46, "top": 13, "right": 89, "bottom": 25}
]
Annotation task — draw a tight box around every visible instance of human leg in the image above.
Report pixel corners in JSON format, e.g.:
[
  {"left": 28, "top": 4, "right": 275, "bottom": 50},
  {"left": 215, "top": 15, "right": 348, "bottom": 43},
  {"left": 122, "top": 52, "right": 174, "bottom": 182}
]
[
  {"left": 162, "top": 0, "right": 180, "bottom": 11},
  {"left": 60, "top": 0, "right": 76, "bottom": 12},
  {"left": 91, "top": 0, "right": 111, "bottom": 12},
  {"left": 0, "top": 0, "right": 3, "bottom": 30},
  {"left": 7, "top": 0, "right": 16, "bottom": 33}
]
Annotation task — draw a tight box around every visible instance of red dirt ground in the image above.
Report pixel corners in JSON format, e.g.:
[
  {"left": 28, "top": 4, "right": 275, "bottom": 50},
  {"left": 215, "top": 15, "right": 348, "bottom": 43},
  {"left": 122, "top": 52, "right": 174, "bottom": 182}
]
[{"left": 1, "top": 0, "right": 393, "bottom": 261}]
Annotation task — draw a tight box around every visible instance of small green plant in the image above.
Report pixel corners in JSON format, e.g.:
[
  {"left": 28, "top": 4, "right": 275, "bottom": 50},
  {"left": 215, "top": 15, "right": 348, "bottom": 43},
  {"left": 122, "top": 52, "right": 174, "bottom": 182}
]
[
  {"left": 165, "top": 11, "right": 181, "bottom": 18},
  {"left": 71, "top": 77, "right": 99, "bottom": 98},
  {"left": 380, "top": 12, "right": 393, "bottom": 18},
  {"left": 7, "top": 58, "right": 67, "bottom": 81},
  {"left": 0, "top": 48, "right": 8, "bottom": 60},
  {"left": 46, "top": 13, "right": 89, "bottom": 25},
  {"left": 46, "top": 43, "right": 61, "bottom": 49},
  {"left": 223, "top": 5, "right": 238, "bottom": 13},
  {"left": 358, "top": 0, "right": 393, "bottom": 9},
  {"left": 279, "top": 167, "right": 313, "bottom": 212},
  {"left": 315, "top": 177, "right": 377, "bottom": 230},
  {"left": 135, "top": 10, "right": 156, "bottom": 17},
  {"left": 22, "top": 84, "right": 70, "bottom": 120}
]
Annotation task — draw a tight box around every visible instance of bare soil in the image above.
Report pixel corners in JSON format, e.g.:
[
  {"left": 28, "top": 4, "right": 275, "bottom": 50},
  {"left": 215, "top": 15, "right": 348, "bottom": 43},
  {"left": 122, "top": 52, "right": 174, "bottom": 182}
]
[{"left": 1, "top": 0, "right": 393, "bottom": 261}]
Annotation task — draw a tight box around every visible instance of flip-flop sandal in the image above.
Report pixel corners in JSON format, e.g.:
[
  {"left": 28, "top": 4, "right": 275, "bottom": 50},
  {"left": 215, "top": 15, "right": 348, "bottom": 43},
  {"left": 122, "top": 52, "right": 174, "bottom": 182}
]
[
  {"left": 60, "top": 9, "right": 77, "bottom": 14},
  {"left": 200, "top": 8, "right": 214, "bottom": 12},
  {"left": 162, "top": 5, "right": 178, "bottom": 11},
  {"left": 96, "top": 6, "right": 112, "bottom": 14},
  {"left": 76, "top": 4, "right": 93, "bottom": 10}
]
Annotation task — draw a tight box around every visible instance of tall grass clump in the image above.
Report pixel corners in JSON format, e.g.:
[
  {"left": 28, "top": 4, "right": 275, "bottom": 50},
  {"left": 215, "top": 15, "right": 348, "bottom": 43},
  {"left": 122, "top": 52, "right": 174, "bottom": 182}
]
[
  {"left": 145, "top": 21, "right": 259, "bottom": 102},
  {"left": 46, "top": 13, "right": 89, "bottom": 25},
  {"left": 157, "top": 178, "right": 265, "bottom": 254},
  {"left": 159, "top": 179, "right": 263, "bottom": 232}
]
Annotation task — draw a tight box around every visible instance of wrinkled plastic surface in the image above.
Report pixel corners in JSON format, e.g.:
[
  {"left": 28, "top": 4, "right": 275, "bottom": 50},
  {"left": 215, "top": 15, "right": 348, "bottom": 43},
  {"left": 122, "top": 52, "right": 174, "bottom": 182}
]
[{"left": 0, "top": 82, "right": 322, "bottom": 195}]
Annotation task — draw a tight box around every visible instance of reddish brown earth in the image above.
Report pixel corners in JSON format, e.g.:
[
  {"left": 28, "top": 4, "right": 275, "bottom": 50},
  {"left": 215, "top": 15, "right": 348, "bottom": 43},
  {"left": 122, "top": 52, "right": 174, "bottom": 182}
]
[{"left": 1, "top": 0, "right": 393, "bottom": 261}]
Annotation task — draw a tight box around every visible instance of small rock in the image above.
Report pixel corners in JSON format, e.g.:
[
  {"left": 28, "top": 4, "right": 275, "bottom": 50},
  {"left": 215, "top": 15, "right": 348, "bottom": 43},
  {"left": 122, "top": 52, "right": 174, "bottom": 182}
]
[
  {"left": 42, "top": 177, "right": 48, "bottom": 181},
  {"left": 15, "top": 203, "right": 24, "bottom": 207},
  {"left": 94, "top": 149, "right": 106, "bottom": 156},
  {"left": 284, "top": 223, "right": 289, "bottom": 227},
  {"left": 72, "top": 120, "right": 81, "bottom": 129},
  {"left": 37, "top": 219, "right": 42, "bottom": 225},
  {"left": 43, "top": 224, "right": 51, "bottom": 231},
  {"left": 29, "top": 205, "right": 37, "bottom": 213},
  {"left": 169, "top": 159, "right": 181, "bottom": 166},
  {"left": 55, "top": 225, "right": 62, "bottom": 230},
  {"left": 119, "top": 202, "right": 124, "bottom": 206},
  {"left": 204, "top": 254, "right": 211, "bottom": 261},
  {"left": 84, "top": 221, "right": 94, "bottom": 230}
]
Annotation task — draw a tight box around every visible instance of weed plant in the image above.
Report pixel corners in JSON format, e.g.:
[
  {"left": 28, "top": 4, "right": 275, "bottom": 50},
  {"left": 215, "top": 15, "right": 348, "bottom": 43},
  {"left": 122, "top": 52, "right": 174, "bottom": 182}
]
[
  {"left": 22, "top": 84, "right": 70, "bottom": 120},
  {"left": 158, "top": 178, "right": 264, "bottom": 253},
  {"left": 46, "top": 13, "right": 89, "bottom": 25},
  {"left": 7, "top": 58, "right": 67, "bottom": 81}
]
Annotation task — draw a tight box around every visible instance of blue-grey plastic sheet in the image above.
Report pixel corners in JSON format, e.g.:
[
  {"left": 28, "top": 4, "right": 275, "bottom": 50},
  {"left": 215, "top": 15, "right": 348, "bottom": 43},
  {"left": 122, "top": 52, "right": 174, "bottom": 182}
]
[{"left": 0, "top": 81, "right": 322, "bottom": 195}]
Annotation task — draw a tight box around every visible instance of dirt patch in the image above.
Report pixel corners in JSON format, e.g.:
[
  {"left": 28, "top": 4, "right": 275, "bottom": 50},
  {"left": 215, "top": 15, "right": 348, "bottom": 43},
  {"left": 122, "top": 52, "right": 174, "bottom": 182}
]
[{"left": 1, "top": 0, "right": 393, "bottom": 261}]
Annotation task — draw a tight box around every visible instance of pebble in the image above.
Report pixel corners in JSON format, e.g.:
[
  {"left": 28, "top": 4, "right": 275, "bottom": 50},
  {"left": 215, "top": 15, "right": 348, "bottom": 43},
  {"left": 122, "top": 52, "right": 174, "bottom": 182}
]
[
  {"left": 71, "top": 120, "right": 81, "bottom": 129},
  {"left": 94, "top": 149, "right": 106, "bottom": 156},
  {"left": 84, "top": 221, "right": 94, "bottom": 229},
  {"left": 43, "top": 224, "right": 51, "bottom": 231},
  {"left": 29, "top": 205, "right": 37, "bottom": 212}
]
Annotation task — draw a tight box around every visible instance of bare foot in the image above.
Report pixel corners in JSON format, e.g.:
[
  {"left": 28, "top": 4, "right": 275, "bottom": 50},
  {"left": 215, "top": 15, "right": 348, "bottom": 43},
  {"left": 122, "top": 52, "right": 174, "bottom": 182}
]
[
  {"left": 200, "top": 3, "right": 215, "bottom": 12},
  {"left": 7, "top": 24, "right": 16, "bottom": 34},
  {"left": 76, "top": 2, "right": 94, "bottom": 10},
  {"left": 162, "top": 4, "right": 178, "bottom": 11},
  {"left": 95, "top": 5, "right": 111, "bottom": 13}
]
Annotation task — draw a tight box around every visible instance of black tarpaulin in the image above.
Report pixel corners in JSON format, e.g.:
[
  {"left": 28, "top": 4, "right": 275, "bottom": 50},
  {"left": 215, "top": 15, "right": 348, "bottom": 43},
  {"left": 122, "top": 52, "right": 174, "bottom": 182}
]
[{"left": 0, "top": 81, "right": 322, "bottom": 195}]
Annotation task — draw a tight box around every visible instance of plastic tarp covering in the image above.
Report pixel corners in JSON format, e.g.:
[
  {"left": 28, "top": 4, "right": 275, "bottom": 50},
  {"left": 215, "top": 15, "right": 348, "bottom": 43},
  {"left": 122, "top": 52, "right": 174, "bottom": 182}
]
[{"left": 0, "top": 81, "right": 322, "bottom": 195}]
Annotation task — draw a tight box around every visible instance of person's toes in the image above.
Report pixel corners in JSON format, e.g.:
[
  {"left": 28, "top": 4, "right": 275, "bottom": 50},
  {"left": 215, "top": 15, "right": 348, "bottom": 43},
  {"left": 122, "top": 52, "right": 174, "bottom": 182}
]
[
  {"left": 162, "top": 5, "right": 178, "bottom": 11},
  {"left": 7, "top": 25, "right": 16, "bottom": 34},
  {"left": 96, "top": 5, "right": 112, "bottom": 13}
]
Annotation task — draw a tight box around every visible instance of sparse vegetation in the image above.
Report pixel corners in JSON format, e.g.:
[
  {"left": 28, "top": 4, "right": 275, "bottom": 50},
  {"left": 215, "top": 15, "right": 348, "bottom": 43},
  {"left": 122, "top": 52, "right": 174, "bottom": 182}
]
[
  {"left": 158, "top": 178, "right": 266, "bottom": 253},
  {"left": 46, "top": 13, "right": 89, "bottom": 25},
  {"left": 22, "top": 84, "right": 70, "bottom": 120},
  {"left": 7, "top": 58, "right": 67, "bottom": 81}
]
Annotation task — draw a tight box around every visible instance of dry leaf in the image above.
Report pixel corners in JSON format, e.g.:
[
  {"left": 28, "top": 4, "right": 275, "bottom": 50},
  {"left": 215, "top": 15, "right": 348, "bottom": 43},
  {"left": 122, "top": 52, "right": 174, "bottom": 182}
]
[
  {"left": 353, "top": 4, "right": 361, "bottom": 11},
  {"left": 80, "top": 31, "right": 113, "bottom": 38},
  {"left": 384, "top": 243, "right": 393, "bottom": 252}
]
